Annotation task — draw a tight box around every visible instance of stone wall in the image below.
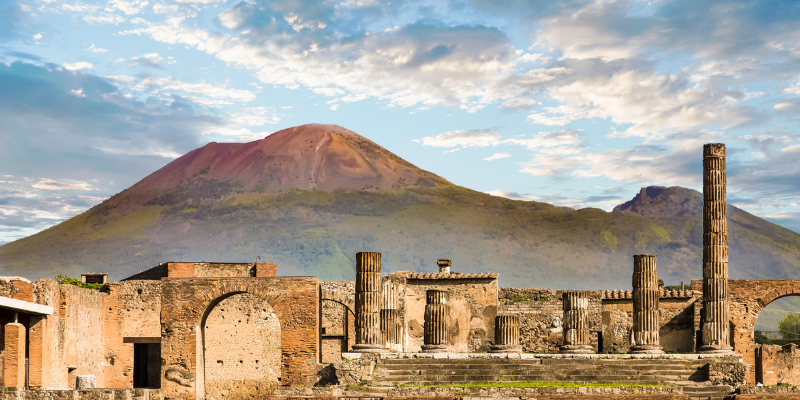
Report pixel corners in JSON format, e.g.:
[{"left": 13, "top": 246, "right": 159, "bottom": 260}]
[
  {"left": 500, "top": 288, "right": 601, "bottom": 353},
  {"left": 159, "top": 277, "right": 320, "bottom": 400},
  {"left": 59, "top": 284, "right": 108, "bottom": 388},
  {"left": 121, "top": 262, "right": 277, "bottom": 280},
  {"left": 600, "top": 296, "right": 697, "bottom": 354},
  {"left": 756, "top": 344, "right": 800, "bottom": 385},
  {"left": 0, "top": 387, "right": 162, "bottom": 400},
  {"left": 203, "top": 292, "right": 281, "bottom": 400},
  {"left": 388, "top": 274, "right": 498, "bottom": 353}
]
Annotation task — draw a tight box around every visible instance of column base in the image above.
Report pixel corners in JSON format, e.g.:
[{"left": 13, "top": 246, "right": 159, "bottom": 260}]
[
  {"left": 351, "top": 344, "right": 387, "bottom": 353},
  {"left": 489, "top": 345, "right": 522, "bottom": 353},
  {"left": 559, "top": 345, "right": 593, "bottom": 354},
  {"left": 698, "top": 345, "right": 733, "bottom": 354},
  {"left": 421, "top": 344, "right": 452, "bottom": 353},
  {"left": 629, "top": 345, "right": 664, "bottom": 354}
]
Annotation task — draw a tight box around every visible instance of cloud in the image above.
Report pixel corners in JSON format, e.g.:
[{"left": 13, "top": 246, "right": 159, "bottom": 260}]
[
  {"left": 31, "top": 178, "right": 96, "bottom": 191},
  {"left": 484, "top": 152, "right": 512, "bottom": 161},
  {"left": 107, "top": 0, "right": 150, "bottom": 16},
  {"left": 62, "top": 62, "right": 93, "bottom": 70},
  {"left": 87, "top": 44, "right": 108, "bottom": 53},
  {"left": 32, "top": 33, "right": 42, "bottom": 40},
  {"left": 118, "top": 52, "right": 163, "bottom": 68},
  {"left": 499, "top": 98, "right": 540, "bottom": 111},
  {"left": 419, "top": 129, "right": 503, "bottom": 148}
]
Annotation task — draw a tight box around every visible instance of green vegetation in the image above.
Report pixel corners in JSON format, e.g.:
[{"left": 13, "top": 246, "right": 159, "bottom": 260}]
[
  {"left": 779, "top": 314, "right": 800, "bottom": 338},
  {"left": 401, "top": 381, "right": 666, "bottom": 389},
  {"left": 54, "top": 275, "right": 104, "bottom": 290},
  {"left": 510, "top": 294, "right": 529, "bottom": 302}
]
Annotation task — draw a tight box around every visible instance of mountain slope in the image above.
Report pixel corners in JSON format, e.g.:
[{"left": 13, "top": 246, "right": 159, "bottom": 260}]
[{"left": 1, "top": 125, "right": 800, "bottom": 288}]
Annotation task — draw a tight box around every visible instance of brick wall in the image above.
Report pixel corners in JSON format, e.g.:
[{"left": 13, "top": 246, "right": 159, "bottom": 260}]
[
  {"left": 160, "top": 277, "right": 320, "bottom": 400},
  {"left": 3, "top": 323, "right": 26, "bottom": 388}
]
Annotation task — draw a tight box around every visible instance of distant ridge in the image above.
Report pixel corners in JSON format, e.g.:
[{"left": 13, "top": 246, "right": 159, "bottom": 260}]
[{"left": 2, "top": 125, "right": 800, "bottom": 288}]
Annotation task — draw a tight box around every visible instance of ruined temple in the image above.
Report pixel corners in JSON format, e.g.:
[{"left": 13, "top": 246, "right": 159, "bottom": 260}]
[{"left": 1, "top": 144, "right": 799, "bottom": 400}]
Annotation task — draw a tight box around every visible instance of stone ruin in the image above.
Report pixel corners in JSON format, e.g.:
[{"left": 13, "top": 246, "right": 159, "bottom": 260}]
[{"left": 0, "top": 144, "right": 799, "bottom": 400}]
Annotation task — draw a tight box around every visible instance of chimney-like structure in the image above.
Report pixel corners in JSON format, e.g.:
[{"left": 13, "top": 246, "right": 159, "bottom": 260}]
[
  {"left": 699, "top": 143, "right": 733, "bottom": 354},
  {"left": 560, "top": 291, "right": 593, "bottom": 354},
  {"left": 630, "top": 254, "right": 663, "bottom": 354},
  {"left": 437, "top": 259, "right": 451, "bottom": 274},
  {"left": 353, "top": 252, "right": 385, "bottom": 352}
]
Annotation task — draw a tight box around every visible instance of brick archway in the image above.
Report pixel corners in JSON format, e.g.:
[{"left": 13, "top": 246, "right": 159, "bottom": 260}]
[
  {"left": 160, "top": 277, "right": 321, "bottom": 400},
  {"left": 320, "top": 287, "right": 355, "bottom": 315},
  {"left": 727, "top": 279, "right": 800, "bottom": 384}
]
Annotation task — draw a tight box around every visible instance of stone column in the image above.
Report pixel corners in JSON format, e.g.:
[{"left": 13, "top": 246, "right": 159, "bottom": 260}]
[
  {"left": 422, "top": 290, "right": 452, "bottom": 352},
  {"left": 381, "top": 309, "right": 402, "bottom": 347},
  {"left": 353, "top": 251, "right": 385, "bottom": 352},
  {"left": 490, "top": 315, "right": 522, "bottom": 353},
  {"left": 700, "top": 143, "right": 733, "bottom": 354},
  {"left": 4, "top": 321, "right": 27, "bottom": 388},
  {"left": 630, "top": 254, "right": 663, "bottom": 354},
  {"left": 560, "top": 291, "right": 593, "bottom": 354}
]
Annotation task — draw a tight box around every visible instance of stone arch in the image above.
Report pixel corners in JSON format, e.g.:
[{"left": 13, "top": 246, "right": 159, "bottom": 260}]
[
  {"left": 320, "top": 287, "right": 354, "bottom": 315},
  {"left": 200, "top": 292, "right": 281, "bottom": 400}
]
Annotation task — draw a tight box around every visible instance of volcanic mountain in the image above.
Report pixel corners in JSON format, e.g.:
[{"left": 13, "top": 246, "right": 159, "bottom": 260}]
[{"left": 2, "top": 124, "right": 800, "bottom": 288}]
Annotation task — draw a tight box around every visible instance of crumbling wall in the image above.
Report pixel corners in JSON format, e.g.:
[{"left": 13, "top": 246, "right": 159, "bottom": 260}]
[
  {"left": 500, "top": 288, "right": 601, "bottom": 353},
  {"left": 397, "top": 277, "right": 498, "bottom": 353},
  {"left": 203, "top": 292, "right": 281, "bottom": 400},
  {"left": 321, "top": 300, "right": 347, "bottom": 363},
  {"left": 757, "top": 344, "right": 800, "bottom": 385},
  {"left": 59, "top": 284, "right": 108, "bottom": 388}
]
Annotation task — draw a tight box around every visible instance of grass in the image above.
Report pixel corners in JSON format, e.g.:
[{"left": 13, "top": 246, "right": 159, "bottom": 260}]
[{"left": 400, "top": 381, "right": 667, "bottom": 389}]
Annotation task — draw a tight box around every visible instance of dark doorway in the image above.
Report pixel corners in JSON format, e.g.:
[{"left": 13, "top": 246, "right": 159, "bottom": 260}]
[{"left": 133, "top": 343, "right": 161, "bottom": 388}]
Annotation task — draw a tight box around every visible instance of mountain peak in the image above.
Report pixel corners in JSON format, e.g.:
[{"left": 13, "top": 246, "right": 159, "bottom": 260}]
[
  {"left": 612, "top": 186, "right": 702, "bottom": 218},
  {"left": 103, "top": 124, "right": 450, "bottom": 213}
]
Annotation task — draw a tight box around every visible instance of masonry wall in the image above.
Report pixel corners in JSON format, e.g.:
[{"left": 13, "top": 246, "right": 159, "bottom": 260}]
[
  {"left": 393, "top": 277, "right": 498, "bottom": 353},
  {"left": 60, "top": 284, "right": 108, "bottom": 388},
  {"left": 159, "top": 277, "right": 320, "bottom": 400},
  {"left": 756, "top": 344, "right": 800, "bottom": 385},
  {"left": 500, "top": 288, "right": 601, "bottom": 353},
  {"left": 600, "top": 296, "right": 697, "bottom": 354},
  {"left": 203, "top": 293, "right": 281, "bottom": 400}
]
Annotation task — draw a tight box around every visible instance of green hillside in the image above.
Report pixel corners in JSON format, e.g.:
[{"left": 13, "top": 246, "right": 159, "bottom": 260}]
[{"left": 2, "top": 184, "right": 799, "bottom": 289}]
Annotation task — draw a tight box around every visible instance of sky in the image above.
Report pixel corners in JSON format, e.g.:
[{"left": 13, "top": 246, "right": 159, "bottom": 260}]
[{"left": 1, "top": 0, "right": 800, "bottom": 245}]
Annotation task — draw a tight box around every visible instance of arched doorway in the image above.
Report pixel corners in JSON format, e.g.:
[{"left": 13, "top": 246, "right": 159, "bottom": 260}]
[
  {"left": 201, "top": 292, "right": 281, "bottom": 399},
  {"left": 321, "top": 299, "right": 355, "bottom": 362}
]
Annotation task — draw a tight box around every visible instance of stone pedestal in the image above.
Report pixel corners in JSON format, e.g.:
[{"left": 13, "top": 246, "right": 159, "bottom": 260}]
[
  {"left": 422, "top": 290, "right": 452, "bottom": 353},
  {"left": 490, "top": 315, "right": 522, "bottom": 353},
  {"left": 630, "top": 254, "right": 664, "bottom": 354},
  {"left": 353, "top": 252, "right": 386, "bottom": 353},
  {"left": 700, "top": 143, "right": 733, "bottom": 354},
  {"left": 3, "top": 322, "right": 26, "bottom": 388},
  {"left": 560, "top": 291, "right": 593, "bottom": 354}
]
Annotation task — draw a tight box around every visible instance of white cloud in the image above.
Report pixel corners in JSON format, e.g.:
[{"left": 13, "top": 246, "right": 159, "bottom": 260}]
[
  {"left": 499, "top": 98, "right": 540, "bottom": 110},
  {"left": 130, "top": 77, "right": 257, "bottom": 103},
  {"left": 107, "top": 0, "right": 150, "bottom": 15},
  {"left": 62, "top": 62, "right": 93, "bottom": 71},
  {"left": 31, "top": 178, "right": 95, "bottom": 191},
  {"left": 83, "top": 14, "right": 126, "bottom": 25},
  {"left": 120, "top": 53, "right": 163, "bottom": 68},
  {"left": 419, "top": 129, "right": 503, "bottom": 148},
  {"left": 32, "top": 33, "right": 43, "bottom": 40},
  {"left": 484, "top": 152, "right": 512, "bottom": 161},
  {"left": 69, "top": 89, "right": 86, "bottom": 98},
  {"left": 87, "top": 44, "right": 108, "bottom": 53}
]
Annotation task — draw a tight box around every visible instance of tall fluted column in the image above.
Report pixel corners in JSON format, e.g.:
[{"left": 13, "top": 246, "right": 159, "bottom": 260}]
[
  {"left": 560, "top": 291, "right": 593, "bottom": 354},
  {"left": 490, "top": 315, "right": 522, "bottom": 353},
  {"left": 381, "top": 309, "right": 402, "bottom": 346},
  {"left": 353, "top": 252, "right": 385, "bottom": 352},
  {"left": 630, "top": 254, "right": 663, "bottom": 354},
  {"left": 700, "top": 143, "right": 733, "bottom": 354},
  {"left": 422, "top": 290, "right": 452, "bottom": 352}
]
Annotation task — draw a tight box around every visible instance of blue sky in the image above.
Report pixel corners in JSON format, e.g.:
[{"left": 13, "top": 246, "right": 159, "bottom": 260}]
[{"left": 1, "top": 0, "right": 800, "bottom": 244}]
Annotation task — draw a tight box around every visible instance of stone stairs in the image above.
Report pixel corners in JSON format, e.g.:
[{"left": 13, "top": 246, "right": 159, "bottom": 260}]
[{"left": 374, "top": 357, "right": 713, "bottom": 387}]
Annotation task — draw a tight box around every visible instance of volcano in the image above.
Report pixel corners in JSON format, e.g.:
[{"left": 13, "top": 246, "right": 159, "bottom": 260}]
[{"left": 2, "top": 124, "right": 800, "bottom": 288}]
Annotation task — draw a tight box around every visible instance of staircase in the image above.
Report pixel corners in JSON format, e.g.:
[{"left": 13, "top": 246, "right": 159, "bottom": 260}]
[{"left": 374, "top": 357, "right": 717, "bottom": 387}]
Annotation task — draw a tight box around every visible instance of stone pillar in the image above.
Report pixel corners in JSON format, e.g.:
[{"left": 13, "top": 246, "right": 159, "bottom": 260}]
[
  {"left": 4, "top": 321, "right": 27, "bottom": 388},
  {"left": 700, "top": 143, "right": 733, "bottom": 354},
  {"left": 380, "top": 280, "right": 401, "bottom": 351},
  {"left": 353, "top": 251, "right": 385, "bottom": 352},
  {"left": 422, "top": 290, "right": 452, "bottom": 352},
  {"left": 560, "top": 291, "right": 593, "bottom": 354},
  {"left": 490, "top": 315, "right": 522, "bottom": 353},
  {"left": 630, "top": 254, "right": 663, "bottom": 354}
]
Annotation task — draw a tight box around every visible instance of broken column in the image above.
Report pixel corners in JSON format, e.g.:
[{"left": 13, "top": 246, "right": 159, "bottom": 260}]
[
  {"left": 560, "top": 291, "right": 593, "bottom": 354},
  {"left": 422, "top": 290, "right": 452, "bottom": 352},
  {"left": 353, "top": 251, "right": 385, "bottom": 352},
  {"left": 700, "top": 143, "right": 733, "bottom": 354},
  {"left": 381, "top": 280, "right": 402, "bottom": 351},
  {"left": 630, "top": 254, "right": 663, "bottom": 354},
  {"left": 490, "top": 315, "right": 522, "bottom": 353},
  {"left": 437, "top": 259, "right": 451, "bottom": 274}
]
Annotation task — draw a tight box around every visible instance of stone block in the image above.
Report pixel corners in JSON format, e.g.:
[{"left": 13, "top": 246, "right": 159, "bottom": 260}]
[{"left": 77, "top": 375, "right": 97, "bottom": 389}]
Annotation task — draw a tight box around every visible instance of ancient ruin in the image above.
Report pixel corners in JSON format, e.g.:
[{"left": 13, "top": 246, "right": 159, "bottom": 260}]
[{"left": 1, "top": 143, "right": 798, "bottom": 399}]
